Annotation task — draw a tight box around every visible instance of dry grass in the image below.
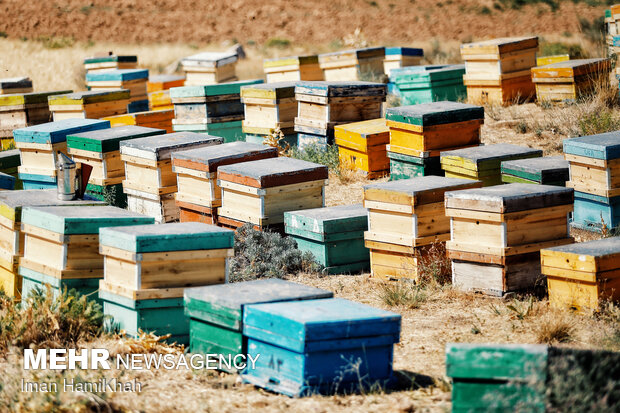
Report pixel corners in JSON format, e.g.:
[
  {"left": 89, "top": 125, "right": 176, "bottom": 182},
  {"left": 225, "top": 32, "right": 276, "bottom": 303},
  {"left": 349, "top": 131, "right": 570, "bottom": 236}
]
[{"left": 535, "top": 312, "right": 576, "bottom": 344}]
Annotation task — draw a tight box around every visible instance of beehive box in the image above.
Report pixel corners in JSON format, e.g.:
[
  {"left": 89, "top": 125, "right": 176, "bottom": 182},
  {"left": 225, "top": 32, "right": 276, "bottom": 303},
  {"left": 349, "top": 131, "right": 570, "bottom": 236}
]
[
  {"left": 103, "top": 109, "right": 174, "bottom": 133},
  {"left": 148, "top": 90, "right": 174, "bottom": 111},
  {"left": 217, "top": 157, "right": 328, "bottom": 230},
  {"left": 48, "top": 90, "right": 131, "bottom": 121},
  {"left": 184, "top": 279, "right": 333, "bottom": 372},
  {"left": 441, "top": 143, "right": 543, "bottom": 186},
  {"left": 318, "top": 47, "right": 386, "bottom": 82},
  {"left": 98, "top": 222, "right": 234, "bottom": 343},
  {"left": 86, "top": 69, "right": 149, "bottom": 113},
  {"left": 83, "top": 55, "right": 138, "bottom": 73},
  {"left": 172, "top": 142, "right": 278, "bottom": 224},
  {"left": 263, "top": 55, "right": 324, "bottom": 82},
  {"left": 241, "top": 81, "right": 297, "bottom": 138},
  {"left": 364, "top": 176, "right": 481, "bottom": 280},
  {"left": 334, "top": 118, "right": 389, "bottom": 179},
  {"left": 0, "top": 189, "right": 105, "bottom": 298},
  {"left": 531, "top": 58, "right": 611, "bottom": 104},
  {"left": 536, "top": 54, "right": 570, "bottom": 66},
  {"left": 383, "top": 47, "right": 424, "bottom": 76},
  {"left": 389, "top": 64, "right": 467, "bottom": 105},
  {"left": 285, "top": 204, "right": 369, "bottom": 274},
  {"left": 445, "top": 183, "right": 574, "bottom": 296},
  {"left": 181, "top": 52, "right": 238, "bottom": 86},
  {"left": 0, "top": 173, "right": 15, "bottom": 191},
  {"left": 501, "top": 156, "right": 569, "bottom": 186},
  {"left": 173, "top": 120, "right": 245, "bottom": 143},
  {"left": 0, "top": 77, "right": 33, "bottom": 94},
  {"left": 386, "top": 148, "right": 443, "bottom": 180},
  {"left": 147, "top": 74, "right": 185, "bottom": 111},
  {"left": 14, "top": 118, "right": 110, "bottom": 189},
  {"left": 461, "top": 37, "right": 538, "bottom": 105},
  {"left": 0, "top": 149, "right": 21, "bottom": 189},
  {"left": 19, "top": 206, "right": 153, "bottom": 301},
  {"left": 446, "top": 343, "right": 620, "bottom": 412},
  {"left": 120, "top": 132, "right": 223, "bottom": 223},
  {"left": 242, "top": 298, "right": 401, "bottom": 397}
]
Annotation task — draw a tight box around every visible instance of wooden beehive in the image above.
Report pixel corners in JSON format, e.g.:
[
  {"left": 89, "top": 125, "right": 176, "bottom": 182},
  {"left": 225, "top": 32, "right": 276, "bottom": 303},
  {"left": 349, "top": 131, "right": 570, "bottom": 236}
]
[
  {"left": 86, "top": 69, "right": 149, "bottom": 113},
  {"left": 294, "top": 81, "right": 387, "bottom": 148},
  {"left": 241, "top": 298, "right": 401, "bottom": 397},
  {"left": 441, "top": 143, "right": 542, "bottom": 186},
  {"left": 19, "top": 206, "right": 153, "bottom": 301},
  {"left": 536, "top": 54, "right": 570, "bottom": 66},
  {"left": 386, "top": 148, "right": 443, "bottom": 180},
  {"left": 501, "top": 156, "right": 569, "bottom": 186},
  {"left": 217, "top": 157, "right": 328, "bottom": 230},
  {"left": 172, "top": 142, "right": 278, "bottom": 224},
  {"left": 148, "top": 90, "right": 174, "bottom": 111},
  {"left": 383, "top": 47, "right": 424, "bottom": 76},
  {"left": 241, "top": 81, "right": 297, "bottom": 138},
  {"left": 263, "top": 55, "right": 324, "bottom": 82},
  {"left": 0, "top": 173, "right": 15, "bottom": 190},
  {"left": 363, "top": 176, "right": 481, "bottom": 280},
  {"left": 0, "top": 189, "right": 105, "bottom": 298},
  {"left": 184, "top": 279, "right": 333, "bottom": 372},
  {"left": 284, "top": 204, "right": 369, "bottom": 274},
  {"left": 48, "top": 90, "right": 130, "bottom": 121},
  {"left": 147, "top": 74, "right": 185, "bottom": 111},
  {"left": 98, "top": 222, "right": 235, "bottom": 343},
  {"left": 334, "top": 118, "right": 389, "bottom": 179},
  {"left": 461, "top": 37, "right": 538, "bottom": 105},
  {"left": 318, "top": 47, "right": 386, "bottom": 82},
  {"left": 0, "top": 149, "right": 21, "bottom": 189},
  {"left": 103, "top": 109, "right": 174, "bottom": 133},
  {"left": 0, "top": 77, "right": 33, "bottom": 94},
  {"left": 13, "top": 118, "right": 110, "bottom": 189},
  {"left": 531, "top": 58, "right": 610, "bottom": 104},
  {"left": 181, "top": 52, "right": 238, "bottom": 86},
  {"left": 389, "top": 64, "right": 466, "bottom": 105},
  {"left": 83, "top": 55, "right": 138, "bottom": 73},
  {"left": 445, "top": 183, "right": 574, "bottom": 296}
]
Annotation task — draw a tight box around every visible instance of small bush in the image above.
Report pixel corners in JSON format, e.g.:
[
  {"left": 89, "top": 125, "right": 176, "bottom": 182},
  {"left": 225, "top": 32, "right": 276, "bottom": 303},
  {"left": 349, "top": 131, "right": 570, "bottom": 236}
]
[
  {"left": 265, "top": 37, "right": 291, "bottom": 49},
  {"left": 539, "top": 42, "right": 587, "bottom": 59},
  {"left": 416, "top": 242, "right": 451, "bottom": 287},
  {"left": 515, "top": 120, "right": 529, "bottom": 134},
  {"left": 478, "top": 6, "right": 492, "bottom": 14},
  {"left": 578, "top": 109, "right": 620, "bottom": 136},
  {"left": 535, "top": 313, "right": 575, "bottom": 344},
  {"left": 37, "top": 36, "right": 75, "bottom": 49},
  {"left": 378, "top": 281, "right": 428, "bottom": 309},
  {"left": 288, "top": 143, "right": 340, "bottom": 174},
  {"left": 0, "top": 31, "right": 7, "bottom": 39}
]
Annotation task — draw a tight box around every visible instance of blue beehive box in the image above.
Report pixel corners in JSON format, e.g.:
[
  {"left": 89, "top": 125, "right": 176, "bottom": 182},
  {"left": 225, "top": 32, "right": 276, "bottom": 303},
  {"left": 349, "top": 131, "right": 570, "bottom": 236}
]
[
  {"left": 242, "top": 297, "right": 401, "bottom": 396},
  {"left": 0, "top": 172, "right": 16, "bottom": 190}
]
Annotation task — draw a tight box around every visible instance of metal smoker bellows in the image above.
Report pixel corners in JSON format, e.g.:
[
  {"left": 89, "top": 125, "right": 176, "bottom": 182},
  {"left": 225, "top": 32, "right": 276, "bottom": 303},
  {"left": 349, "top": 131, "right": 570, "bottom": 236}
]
[{"left": 56, "top": 152, "right": 78, "bottom": 200}]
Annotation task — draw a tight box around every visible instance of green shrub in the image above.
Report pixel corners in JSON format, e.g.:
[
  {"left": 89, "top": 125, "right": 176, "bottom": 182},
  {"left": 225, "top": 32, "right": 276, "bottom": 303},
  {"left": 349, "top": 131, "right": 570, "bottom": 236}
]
[
  {"left": 265, "top": 37, "right": 291, "bottom": 49},
  {"left": 288, "top": 143, "right": 340, "bottom": 174},
  {"left": 539, "top": 42, "right": 587, "bottom": 59},
  {"left": 578, "top": 109, "right": 620, "bottom": 136}
]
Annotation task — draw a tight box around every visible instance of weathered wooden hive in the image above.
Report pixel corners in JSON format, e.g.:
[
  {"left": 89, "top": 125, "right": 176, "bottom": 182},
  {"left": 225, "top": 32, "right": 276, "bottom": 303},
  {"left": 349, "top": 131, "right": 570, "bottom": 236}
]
[
  {"left": 181, "top": 52, "right": 238, "bottom": 86},
  {"left": 263, "top": 55, "right": 323, "bottom": 83},
  {"left": 334, "top": 118, "right": 390, "bottom": 179},
  {"left": 318, "top": 47, "right": 386, "bottom": 82},
  {"left": 48, "top": 90, "right": 130, "bottom": 121},
  {"left": 86, "top": 69, "right": 150, "bottom": 113},
  {"left": 83, "top": 55, "right": 138, "bottom": 73},
  {"left": 501, "top": 156, "right": 569, "bottom": 186}
]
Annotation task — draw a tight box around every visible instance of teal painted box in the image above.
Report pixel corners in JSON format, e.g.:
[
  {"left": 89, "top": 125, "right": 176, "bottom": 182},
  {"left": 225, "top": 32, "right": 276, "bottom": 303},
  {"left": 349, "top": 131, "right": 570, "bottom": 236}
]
[
  {"left": 172, "top": 120, "right": 245, "bottom": 143},
  {"left": 184, "top": 279, "right": 333, "bottom": 372},
  {"left": 242, "top": 298, "right": 401, "bottom": 397},
  {"left": 13, "top": 118, "right": 110, "bottom": 145},
  {"left": 572, "top": 190, "right": 620, "bottom": 232},
  {"left": 284, "top": 204, "right": 369, "bottom": 274},
  {"left": 18, "top": 173, "right": 57, "bottom": 190},
  {"left": 390, "top": 65, "right": 466, "bottom": 105},
  {"left": 387, "top": 148, "right": 443, "bottom": 181}
]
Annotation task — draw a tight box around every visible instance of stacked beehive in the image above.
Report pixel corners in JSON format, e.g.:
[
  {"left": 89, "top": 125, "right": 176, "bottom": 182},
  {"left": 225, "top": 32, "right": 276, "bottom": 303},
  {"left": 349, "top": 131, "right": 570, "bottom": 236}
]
[
  {"left": 0, "top": 150, "right": 21, "bottom": 189},
  {"left": 120, "top": 132, "right": 222, "bottom": 223},
  {"left": 383, "top": 47, "right": 424, "bottom": 77},
  {"left": 241, "top": 82, "right": 298, "bottom": 148},
  {"left": 86, "top": 69, "right": 149, "bottom": 113},
  {"left": 501, "top": 156, "right": 569, "bottom": 186},
  {"left": 0, "top": 90, "right": 71, "bottom": 150},
  {"left": 0, "top": 77, "right": 33, "bottom": 94},
  {"left": 0, "top": 174, "right": 15, "bottom": 191},
  {"left": 389, "top": 65, "right": 466, "bottom": 105},
  {"left": 13, "top": 118, "right": 110, "bottom": 189},
  {"left": 172, "top": 142, "right": 278, "bottom": 224},
  {"left": 536, "top": 54, "right": 569, "bottom": 66},
  {"left": 385, "top": 102, "right": 484, "bottom": 181},
  {"left": 542, "top": 237, "right": 620, "bottom": 312},
  {"left": 564, "top": 132, "right": 620, "bottom": 231},
  {"left": 184, "top": 279, "right": 333, "bottom": 372},
  {"left": 318, "top": 47, "right": 386, "bottom": 82},
  {"left": 263, "top": 55, "right": 324, "bottom": 82},
  {"left": 66, "top": 125, "right": 166, "bottom": 207},
  {"left": 19, "top": 206, "right": 153, "bottom": 301},
  {"left": 609, "top": 6, "right": 620, "bottom": 75},
  {"left": 242, "top": 298, "right": 401, "bottom": 396},
  {"left": 181, "top": 52, "right": 238, "bottom": 86},
  {"left": 98, "top": 222, "right": 234, "bottom": 344},
  {"left": 531, "top": 58, "right": 610, "bottom": 104},
  {"left": 83, "top": 55, "right": 138, "bottom": 73},
  {"left": 446, "top": 183, "right": 574, "bottom": 296},
  {"left": 334, "top": 118, "right": 389, "bottom": 179},
  {"left": 147, "top": 74, "right": 185, "bottom": 111},
  {"left": 461, "top": 37, "right": 538, "bottom": 105},
  {"left": 170, "top": 79, "right": 263, "bottom": 143},
  {"left": 285, "top": 204, "right": 369, "bottom": 274},
  {"left": 217, "top": 157, "right": 328, "bottom": 231},
  {"left": 363, "top": 176, "right": 481, "bottom": 281},
  {"left": 441, "top": 143, "right": 543, "bottom": 186},
  {"left": 48, "top": 90, "right": 130, "bottom": 121},
  {"left": 102, "top": 109, "right": 174, "bottom": 133},
  {"left": 0, "top": 190, "right": 105, "bottom": 299},
  {"left": 294, "top": 81, "right": 387, "bottom": 149}
]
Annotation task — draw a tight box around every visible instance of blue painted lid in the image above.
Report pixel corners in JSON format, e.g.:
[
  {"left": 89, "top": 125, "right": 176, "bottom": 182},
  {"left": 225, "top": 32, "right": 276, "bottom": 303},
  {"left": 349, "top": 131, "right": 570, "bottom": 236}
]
[
  {"left": 563, "top": 132, "right": 620, "bottom": 160},
  {"left": 385, "top": 47, "right": 424, "bottom": 56},
  {"left": 13, "top": 119, "right": 110, "bottom": 144},
  {"left": 85, "top": 69, "right": 149, "bottom": 82}
]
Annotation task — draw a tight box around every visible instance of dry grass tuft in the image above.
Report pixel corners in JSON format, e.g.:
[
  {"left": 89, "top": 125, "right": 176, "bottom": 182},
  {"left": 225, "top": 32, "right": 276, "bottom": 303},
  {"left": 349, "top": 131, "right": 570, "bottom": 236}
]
[
  {"left": 534, "top": 312, "right": 576, "bottom": 344},
  {"left": 378, "top": 281, "right": 428, "bottom": 309}
]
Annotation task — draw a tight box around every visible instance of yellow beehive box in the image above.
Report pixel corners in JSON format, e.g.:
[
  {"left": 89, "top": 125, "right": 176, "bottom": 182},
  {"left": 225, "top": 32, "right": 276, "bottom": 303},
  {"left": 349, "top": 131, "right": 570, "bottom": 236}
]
[
  {"left": 334, "top": 118, "right": 390, "bottom": 179},
  {"left": 48, "top": 90, "right": 130, "bottom": 121},
  {"left": 147, "top": 74, "right": 185, "bottom": 93},
  {"left": 318, "top": 47, "right": 386, "bottom": 82},
  {"left": 536, "top": 55, "right": 569, "bottom": 66},
  {"left": 241, "top": 82, "right": 298, "bottom": 135},
  {"left": 181, "top": 52, "right": 238, "bottom": 86},
  {"left": 103, "top": 109, "right": 175, "bottom": 133},
  {"left": 148, "top": 90, "right": 174, "bottom": 111},
  {"left": 263, "top": 55, "right": 324, "bottom": 82}
]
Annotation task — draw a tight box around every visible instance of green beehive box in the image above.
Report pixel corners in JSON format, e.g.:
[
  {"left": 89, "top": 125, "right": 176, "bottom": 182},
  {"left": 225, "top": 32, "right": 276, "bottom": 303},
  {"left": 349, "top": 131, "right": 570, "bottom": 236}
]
[
  {"left": 501, "top": 156, "right": 569, "bottom": 186},
  {"left": 85, "top": 182, "right": 127, "bottom": 208},
  {"left": 387, "top": 148, "right": 443, "bottom": 181},
  {"left": 284, "top": 204, "right": 369, "bottom": 274},
  {"left": 184, "top": 279, "right": 333, "bottom": 372},
  {"left": 390, "top": 65, "right": 466, "bottom": 105},
  {"left": 172, "top": 120, "right": 245, "bottom": 143}
]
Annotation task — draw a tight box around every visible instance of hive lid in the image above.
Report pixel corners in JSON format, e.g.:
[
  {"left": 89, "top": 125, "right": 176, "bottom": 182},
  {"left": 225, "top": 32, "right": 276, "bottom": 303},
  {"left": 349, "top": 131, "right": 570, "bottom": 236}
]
[
  {"left": 83, "top": 55, "right": 137, "bottom": 64},
  {"left": 148, "top": 74, "right": 185, "bottom": 84},
  {"left": 390, "top": 64, "right": 465, "bottom": 84},
  {"left": 240, "top": 81, "right": 298, "bottom": 99},
  {"left": 13, "top": 119, "right": 110, "bottom": 145},
  {"left": 0, "top": 90, "right": 72, "bottom": 107},
  {"left": 563, "top": 132, "right": 620, "bottom": 160},
  {"left": 284, "top": 204, "right": 368, "bottom": 236},
  {"left": 172, "top": 141, "right": 277, "bottom": 172},
  {"left": 542, "top": 237, "right": 620, "bottom": 259},
  {"left": 364, "top": 176, "right": 481, "bottom": 206},
  {"left": 0, "top": 77, "right": 32, "bottom": 90},
  {"left": 120, "top": 132, "right": 222, "bottom": 161},
  {"left": 501, "top": 156, "right": 569, "bottom": 183},
  {"left": 460, "top": 37, "right": 539, "bottom": 56},
  {"left": 444, "top": 183, "right": 574, "bottom": 213},
  {"left": 318, "top": 47, "right": 385, "bottom": 60},
  {"left": 0, "top": 149, "right": 21, "bottom": 169},
  {"left": 48, "top": 90, "right": 131, "bottom": 105},
  {"left": 184, "top": 279, "right": 333, "bottom": 329},
  {"left": 334, "top": 118, "right": 389, "bottom": 140},
  {"left": 385, "top": 101, "right": 484, "bottom": 127},
  {"left": 21, "top": 205, "right": 154, "bottom": 235},
  {"left": 85, "top": 69, "right": 149, "bottom": 82},
  {"left": 385, "top": 47, "right": 424, "bottom": 56},
  {"left": 440, "top": 144, "right": 542, "bottom": 171},
  {"left": 294, "top": 81, "right": 387, "bottom": 98},
  {"left": 531, "top": 58, "right": 610, "bottom": 79},
  {"left": 99, "top": 222, "right": 234, "bottom": 252},
  {"left": 243, "top": 298, "right": 401, "bottom": 351},
  {"left": 67, "top": 125, "right": 166, "bottom": 153},
  {"left": 181, "top": 51, "right": 238, "bottom": 67},
  {"left": 218, "top": 157, "right": 328, "bottom": 188},
  {"left": 169, "top": 79, "right": 264, "bottom": 98},
  {"left": 263, "top": 55, "right": 319, "bottom": 67}
]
